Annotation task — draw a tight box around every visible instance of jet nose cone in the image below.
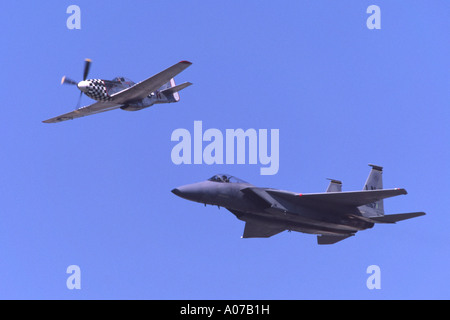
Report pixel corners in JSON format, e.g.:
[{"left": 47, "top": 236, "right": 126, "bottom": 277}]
[
  {"left": 77, "top": 80, "right": 90, "bottom": 92},
  {"left": 171, "top": 186, "right": 191, "bottom": 198},
  {"left": 171, "top": 183, "right": 205, "bottom": 203}
]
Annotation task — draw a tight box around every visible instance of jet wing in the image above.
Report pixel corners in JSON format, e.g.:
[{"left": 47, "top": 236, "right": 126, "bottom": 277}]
[
  {"left": 265, "top": 188, "right": 407, "bottom": 208},
  {"left": 42, "top": 101, "right": 121, "bottom": 123},
  {"left": 110, "top": 61, "right": 192, "bottom": 103},
  {"left": 242, "top": 221, "right": 285, "bottom": 238}
]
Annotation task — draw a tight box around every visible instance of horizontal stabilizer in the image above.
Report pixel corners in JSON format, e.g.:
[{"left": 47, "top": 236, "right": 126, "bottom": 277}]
[
  {"left": 370, "top": 212, "right": 426, "bottom": 224},
  {"left": 317, "top": 234, "right": 354, "bottom": 245},
  {"left": 160, "top": 82, "right": 192, "bottom": 96},
  {"left": 242, "top": 221, "right": 285, "bottom": 238}
]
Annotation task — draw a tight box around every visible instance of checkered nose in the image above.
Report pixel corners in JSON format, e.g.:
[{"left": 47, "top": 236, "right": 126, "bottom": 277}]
[{"left": 77, "top": 80, "right": 90, "bottom": 92}]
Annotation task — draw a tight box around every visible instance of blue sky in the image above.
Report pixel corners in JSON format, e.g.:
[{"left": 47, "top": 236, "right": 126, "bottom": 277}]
[{"left": 0, "top": 1, "right": 448, "bottom": 299}]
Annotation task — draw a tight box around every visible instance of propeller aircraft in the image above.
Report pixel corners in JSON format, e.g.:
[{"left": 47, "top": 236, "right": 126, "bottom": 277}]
[{"left": 43, "top": 59, "right": 192, "bottom": 123}]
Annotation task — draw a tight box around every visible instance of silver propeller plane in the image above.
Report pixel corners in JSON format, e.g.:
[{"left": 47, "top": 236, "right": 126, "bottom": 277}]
[
  {"left": 43, "top": 59, "right": 192, "bottom": 123},
  {"left": 172, "top": 165, "right": 425, "bottom": 244}
]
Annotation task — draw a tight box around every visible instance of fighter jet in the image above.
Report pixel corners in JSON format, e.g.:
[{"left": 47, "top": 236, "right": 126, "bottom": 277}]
[
  {"left": 43, "top": 59, "right": 192, "bottom": 123},
  {"left": 171, "top": 165, "right": 425, "bottom": 244}
]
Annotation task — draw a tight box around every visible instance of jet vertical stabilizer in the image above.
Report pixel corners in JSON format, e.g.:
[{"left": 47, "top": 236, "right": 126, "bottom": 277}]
[
  {"left": 359, "top": 164, "right": 384, "bottom": 218},
  {"left": 326, "top": 179, "right": 342, "bottom": 192}
]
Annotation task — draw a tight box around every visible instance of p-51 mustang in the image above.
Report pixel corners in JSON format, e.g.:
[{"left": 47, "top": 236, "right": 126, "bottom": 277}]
[
  {"left": 172, "top": 164, "right": 426, "bottom": 244},
  {"left": 43, "top": 59, "right": 192, "bottom": 123}
]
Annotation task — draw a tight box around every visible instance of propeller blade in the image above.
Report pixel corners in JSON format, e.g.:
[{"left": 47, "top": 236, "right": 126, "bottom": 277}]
[
  {"left": 61, "top": 76, "right": 78, "bottom": 85},
  {"left": 83, "top": 58, "right": 92, "bottom": 80},
  {"left": 76, "top": 91, "right": 83, "bottom": 110}
]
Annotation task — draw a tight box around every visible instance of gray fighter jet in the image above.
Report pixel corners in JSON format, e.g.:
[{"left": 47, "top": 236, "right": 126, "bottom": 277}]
[{"left": 172, "top": 165, "right": 425, "bottom": 244}]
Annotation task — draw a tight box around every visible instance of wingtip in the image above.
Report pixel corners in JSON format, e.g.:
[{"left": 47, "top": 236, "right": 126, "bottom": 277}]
[
  {"left": 394, "top": 188, "right": 408, "bottom": 195},
  {"left": 179, "top": 60, "right": 192, "bottom": 65}
]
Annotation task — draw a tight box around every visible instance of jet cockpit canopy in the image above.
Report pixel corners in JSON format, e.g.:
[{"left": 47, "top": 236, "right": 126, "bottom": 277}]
[{"left": 208, "top": 174, "right": 247, "bottom": 184}]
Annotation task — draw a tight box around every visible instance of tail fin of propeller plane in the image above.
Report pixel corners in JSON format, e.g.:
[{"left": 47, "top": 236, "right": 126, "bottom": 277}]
[{"left": 160, "top": 78, "right": 192, "bottom": 102}]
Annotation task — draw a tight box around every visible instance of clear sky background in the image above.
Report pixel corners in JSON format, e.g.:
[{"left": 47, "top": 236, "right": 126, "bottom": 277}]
[{"left": 0, "top": 1, "right": 448, "bottom": 299}]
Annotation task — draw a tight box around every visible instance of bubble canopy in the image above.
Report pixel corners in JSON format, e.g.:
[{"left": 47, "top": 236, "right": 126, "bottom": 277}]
[
  {"left": 111, "top": 76, "right": 134, "bottom": 83},
  {"left": 207, "top": 174, "right": 247, "bottom": 184}
]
